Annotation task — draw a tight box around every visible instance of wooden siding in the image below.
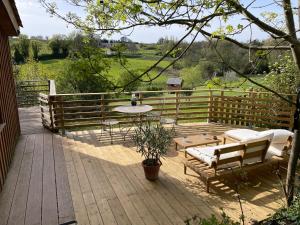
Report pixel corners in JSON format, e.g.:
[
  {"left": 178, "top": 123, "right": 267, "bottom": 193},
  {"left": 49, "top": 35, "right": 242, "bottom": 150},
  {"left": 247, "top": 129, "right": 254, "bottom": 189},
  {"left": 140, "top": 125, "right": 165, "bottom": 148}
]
[{"left": 0, "top": 30, "right": 20, "bottom": 192}]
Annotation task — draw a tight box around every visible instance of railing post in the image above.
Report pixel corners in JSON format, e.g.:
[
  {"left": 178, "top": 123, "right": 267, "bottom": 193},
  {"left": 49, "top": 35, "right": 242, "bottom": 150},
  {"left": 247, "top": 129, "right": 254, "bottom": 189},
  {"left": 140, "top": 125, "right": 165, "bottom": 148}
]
[
  {"left": 48, "top": 95, "right": 55, "bottom": 131},
  {"left": 208, "top": 90, "right": 213, "bottom": 122},
  {"left": 101, "top": 94, "right": 105, "bottom": 121},
  {"left": 220, "top": 90, "right": 224, "bottom": 124},
  {"left": 39, "top": 94, "right": 45, "bottom": 127},
  {"left": 48, "top": 80, "right": 56, "bottom": 95},
  {"left": 289, "top": 95, "right": 297, "bottom": 130},
  {"left": 248, "top": 89, "right": 255, "bottom": 128},
  {"left": 58, "top": 96, "right": 65, "bottom": 135},
  {"left": 175, "top": 91, "right": 179, "bottom": 125},
  {"left": 138, "top": 92, "right": 143, "bottom": 105}
]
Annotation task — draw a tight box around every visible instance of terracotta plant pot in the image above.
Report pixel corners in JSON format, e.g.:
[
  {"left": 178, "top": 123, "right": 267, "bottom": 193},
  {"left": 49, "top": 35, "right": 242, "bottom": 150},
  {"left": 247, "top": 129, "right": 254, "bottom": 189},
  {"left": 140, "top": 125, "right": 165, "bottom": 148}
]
[{"left": 142, "top": 159, "right": 161, "bottom": 181}]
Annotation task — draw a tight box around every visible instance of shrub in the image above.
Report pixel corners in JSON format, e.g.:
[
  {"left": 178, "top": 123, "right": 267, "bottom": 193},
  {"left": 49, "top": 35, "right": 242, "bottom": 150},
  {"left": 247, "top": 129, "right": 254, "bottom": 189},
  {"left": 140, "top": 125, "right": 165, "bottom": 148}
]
[
  {"left": 132, "top": 121, "right": 174, "bottom": 166},
  {"left": 143, "top": 85, "right": 163, "bottom": 97},
  {"left": 185, "top": 211, "right": 239, "bottom": 225},
  {"left": 263, "top": 192, "right": 300, "bottom": 225},
  {"left": 31, "top": 41, "right": 41, "bottom": 60},
  {"left": 263, "top": 55, "right": 297, "bottom": 94}
]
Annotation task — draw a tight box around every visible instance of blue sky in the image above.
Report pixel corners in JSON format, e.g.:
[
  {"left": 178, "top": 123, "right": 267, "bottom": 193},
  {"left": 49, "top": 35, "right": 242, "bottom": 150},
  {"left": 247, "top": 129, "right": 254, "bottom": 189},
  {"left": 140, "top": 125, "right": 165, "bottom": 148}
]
[{"left": 15, "top": 0, "right": 287, "bottom": 43}]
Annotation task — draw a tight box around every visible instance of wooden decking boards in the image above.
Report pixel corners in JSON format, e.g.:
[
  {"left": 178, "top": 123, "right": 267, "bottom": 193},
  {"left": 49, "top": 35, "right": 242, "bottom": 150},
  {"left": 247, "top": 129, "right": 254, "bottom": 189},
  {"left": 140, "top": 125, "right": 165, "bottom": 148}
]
[
  {"left": 0, "top": 108, "right": 75, "bottom": 225},
  {"left": 19, "top": 106, "right": 45, "bottom": 135},
  {"left": 66, "top": 124, "right": 287, "bottom": 224},
  {"left": 0, "top": 107, "right": 289, "bottom": 225}
]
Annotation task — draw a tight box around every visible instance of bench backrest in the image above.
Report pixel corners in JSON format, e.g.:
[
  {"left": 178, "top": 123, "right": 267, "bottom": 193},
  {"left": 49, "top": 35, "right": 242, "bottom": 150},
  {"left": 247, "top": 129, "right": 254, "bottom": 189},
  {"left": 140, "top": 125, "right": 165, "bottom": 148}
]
[
  {"left": 242, "top": 139, "right": 270, "bottom": 164},
  {"left": 213, "top": 139, "right": 270, "bottom": 170}
]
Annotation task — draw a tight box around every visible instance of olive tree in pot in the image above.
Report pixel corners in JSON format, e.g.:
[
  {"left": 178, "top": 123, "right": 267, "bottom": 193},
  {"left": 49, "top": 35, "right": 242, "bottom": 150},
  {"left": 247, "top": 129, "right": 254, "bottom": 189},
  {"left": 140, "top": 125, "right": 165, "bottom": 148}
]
[{"left": 132, "top": 121, "right": 174, "bottom": 181}]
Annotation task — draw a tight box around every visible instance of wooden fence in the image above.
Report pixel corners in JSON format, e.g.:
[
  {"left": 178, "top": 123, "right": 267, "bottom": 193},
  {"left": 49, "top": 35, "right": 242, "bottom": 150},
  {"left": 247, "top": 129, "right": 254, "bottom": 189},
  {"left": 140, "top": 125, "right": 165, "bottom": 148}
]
[
  {"left": 16, "top": 80, "right": 50, "bottom": 107},
  {"left": 39, "top": 89, "right": 296, "bottom": 134}
]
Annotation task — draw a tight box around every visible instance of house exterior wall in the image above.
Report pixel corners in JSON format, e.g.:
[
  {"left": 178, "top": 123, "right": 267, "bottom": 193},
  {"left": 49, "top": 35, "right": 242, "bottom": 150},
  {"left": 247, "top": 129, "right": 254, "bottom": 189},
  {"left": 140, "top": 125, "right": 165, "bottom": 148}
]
[
  {"left": 0, "top": 30, "right": 21, "bottom": 192},
  {"left": 167, "top": 84, "right": 182, "bottom": 91}
]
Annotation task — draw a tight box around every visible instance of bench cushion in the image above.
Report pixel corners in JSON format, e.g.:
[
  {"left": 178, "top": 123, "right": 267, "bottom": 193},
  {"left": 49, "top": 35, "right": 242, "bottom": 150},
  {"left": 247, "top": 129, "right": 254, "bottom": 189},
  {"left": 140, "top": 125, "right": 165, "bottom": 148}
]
[
  {"left": 224, "top": 129, "right": 259, "bottom": 141},
  {"left": 225, "top": 128, "right": 293, "bottom": 158},
  {"left": 259, "top": 129, "right": 293, "bottom": 144},
  {"left": 186, "top": 143, "right": 241, "bottom": 166}
]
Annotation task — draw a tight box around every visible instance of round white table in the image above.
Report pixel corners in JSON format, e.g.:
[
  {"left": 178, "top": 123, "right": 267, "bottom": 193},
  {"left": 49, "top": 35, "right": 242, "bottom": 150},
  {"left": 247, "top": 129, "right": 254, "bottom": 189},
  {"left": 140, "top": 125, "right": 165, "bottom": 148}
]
[
  {"left": 113, "top": 105, "right": 153, "bottom": 114},
  {"left": 113, "top": 104, "right": 153, "bottom": 140}
]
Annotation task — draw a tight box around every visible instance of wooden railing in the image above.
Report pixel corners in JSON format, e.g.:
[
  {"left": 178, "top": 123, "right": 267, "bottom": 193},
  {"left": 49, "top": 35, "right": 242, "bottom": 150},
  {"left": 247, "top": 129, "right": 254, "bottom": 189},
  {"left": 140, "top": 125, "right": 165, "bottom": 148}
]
[
  {"left": 39, "top": 89, "right": 296, "bottom": 134},
  {"left": 16, "top": 80, "right": 50, "bottom": 107}
]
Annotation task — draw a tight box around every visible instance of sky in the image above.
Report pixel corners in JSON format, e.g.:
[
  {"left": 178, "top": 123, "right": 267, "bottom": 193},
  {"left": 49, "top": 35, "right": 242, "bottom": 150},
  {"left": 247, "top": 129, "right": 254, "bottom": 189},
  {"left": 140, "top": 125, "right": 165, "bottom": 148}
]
[{"left": 15, "top": 0, "right": 287, "bottom": 43}]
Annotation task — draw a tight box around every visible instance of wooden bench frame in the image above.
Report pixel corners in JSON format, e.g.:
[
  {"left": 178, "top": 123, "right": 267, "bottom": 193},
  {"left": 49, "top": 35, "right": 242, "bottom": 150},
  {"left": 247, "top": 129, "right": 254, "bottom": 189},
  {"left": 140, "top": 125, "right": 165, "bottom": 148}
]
[{"left": 183, "top": 140, "right": 277, "bottom": 192}]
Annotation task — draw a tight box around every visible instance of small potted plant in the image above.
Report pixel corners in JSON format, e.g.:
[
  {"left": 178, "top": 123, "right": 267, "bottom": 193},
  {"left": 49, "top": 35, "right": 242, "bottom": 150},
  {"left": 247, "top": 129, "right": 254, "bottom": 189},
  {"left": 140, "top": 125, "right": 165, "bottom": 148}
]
[
  {"left": 132, "top": 121, "right": 174, "bottom": 181},
  {"left": 131, "top": 93, "right": 137, "bottom": 106}
]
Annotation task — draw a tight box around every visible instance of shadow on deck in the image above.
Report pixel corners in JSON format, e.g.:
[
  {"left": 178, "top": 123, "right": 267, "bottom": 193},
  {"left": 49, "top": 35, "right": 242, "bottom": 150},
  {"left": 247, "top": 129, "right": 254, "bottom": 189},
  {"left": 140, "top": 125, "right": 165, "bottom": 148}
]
[{"left": 0, "top": 107, "right": 287, "bottom": 225}]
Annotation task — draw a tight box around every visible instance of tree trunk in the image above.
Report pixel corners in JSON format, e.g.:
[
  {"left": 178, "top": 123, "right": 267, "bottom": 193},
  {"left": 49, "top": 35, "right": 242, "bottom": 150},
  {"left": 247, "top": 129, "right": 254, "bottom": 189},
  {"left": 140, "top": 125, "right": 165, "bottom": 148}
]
[
  {"left": 286, "top": 128, "right": 300, "bottom": 205},
  {"left": 285, "top": 0, "right": 300, "bottom": 199},
  {"left": 286, "top": 84, "right": 300, "bottom": 206}
]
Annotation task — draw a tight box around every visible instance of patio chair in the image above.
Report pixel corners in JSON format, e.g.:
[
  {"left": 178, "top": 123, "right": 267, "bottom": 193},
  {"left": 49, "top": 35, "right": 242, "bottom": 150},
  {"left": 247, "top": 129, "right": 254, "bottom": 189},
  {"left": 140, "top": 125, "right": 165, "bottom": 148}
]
[
  {"left": 97, "top": 105, "right": 120, "bottom": 144},
  {"left": 158, "top": 98, "right": 177, "bottom": 127},
  {"left": 100, "top": 119, "right": 120, "bottom": 144},
  {"left": 223, "top": 128, "right": 293, "bottom": 159},
  {"left": 184, "top": 133, "right": 274, "bottom": 192},
  {"left": 146, "top": 98, "right": 177, "bottom": 129}
]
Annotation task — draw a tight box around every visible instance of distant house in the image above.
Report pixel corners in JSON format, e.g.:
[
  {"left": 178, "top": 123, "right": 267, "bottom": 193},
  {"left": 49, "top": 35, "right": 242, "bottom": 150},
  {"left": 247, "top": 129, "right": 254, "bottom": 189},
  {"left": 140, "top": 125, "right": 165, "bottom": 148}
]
[
  {"left": 0, "top": 0, "right": 22, "bottom": 191},
  {"left": 167, "top": 77, "right": 183, "bottom": 91}
]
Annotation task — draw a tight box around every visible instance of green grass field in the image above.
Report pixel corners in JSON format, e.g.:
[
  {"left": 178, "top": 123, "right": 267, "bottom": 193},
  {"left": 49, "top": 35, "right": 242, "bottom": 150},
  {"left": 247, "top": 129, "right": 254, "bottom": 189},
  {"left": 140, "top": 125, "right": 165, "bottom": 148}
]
[{"left": 17, "top": 44, "right": 268, "bottom": 94}]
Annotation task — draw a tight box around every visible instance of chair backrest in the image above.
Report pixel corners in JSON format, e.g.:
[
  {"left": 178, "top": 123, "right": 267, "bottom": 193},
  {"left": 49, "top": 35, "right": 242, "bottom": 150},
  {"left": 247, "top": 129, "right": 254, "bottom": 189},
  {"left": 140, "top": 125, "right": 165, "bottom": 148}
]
[
  {"left": 212, "top": 139, "right": 270, "bottom": 170},
  {"left": 158, "top": 98, "right": 165, "bottom": 116}
]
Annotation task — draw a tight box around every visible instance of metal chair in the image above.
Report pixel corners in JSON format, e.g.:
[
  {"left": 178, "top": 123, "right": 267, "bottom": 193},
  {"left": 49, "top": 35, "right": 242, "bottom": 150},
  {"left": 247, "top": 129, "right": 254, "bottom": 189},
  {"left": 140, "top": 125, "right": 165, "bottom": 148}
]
[
  {"left": 147, "top": 98, "right": 177, "bottom": 130},
  {"left": 100, "top": 119, "right": 120, "bottom": 144},
  {"left": 97, "top": 105, "right": 120, "bottom": 144}
]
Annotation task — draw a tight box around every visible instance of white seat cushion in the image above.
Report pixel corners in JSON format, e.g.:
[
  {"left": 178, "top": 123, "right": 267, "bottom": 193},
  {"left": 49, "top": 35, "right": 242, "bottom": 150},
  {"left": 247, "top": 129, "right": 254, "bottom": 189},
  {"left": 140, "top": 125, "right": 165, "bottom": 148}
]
[
  {"left": 225, "top": 129, "right": 260, "bottom": 141},
  {"left": 186, "top": 143, "right": 241, "bottom": 166},
  {"left": 259, "top": 129, "right": 293, "bottom": 144}
]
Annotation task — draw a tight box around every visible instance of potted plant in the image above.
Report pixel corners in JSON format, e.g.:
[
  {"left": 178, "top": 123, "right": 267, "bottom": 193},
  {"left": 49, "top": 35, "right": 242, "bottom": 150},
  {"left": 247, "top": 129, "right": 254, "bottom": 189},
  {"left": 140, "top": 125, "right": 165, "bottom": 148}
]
[{"left": 132, "top": 121, "right": 174, "bottom": 181}]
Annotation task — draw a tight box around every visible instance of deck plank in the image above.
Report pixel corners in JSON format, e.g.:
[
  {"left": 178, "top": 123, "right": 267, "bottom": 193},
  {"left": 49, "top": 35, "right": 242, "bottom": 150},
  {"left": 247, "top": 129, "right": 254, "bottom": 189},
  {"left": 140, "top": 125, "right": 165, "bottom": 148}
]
[
  {"left": 63, "top": 137, "right": 91, "bottom": 225},
  {"left": 42, "top": 133, "right": 58, "bottom": 225},
  {"left": 70, "top": 138, "right": 104, "bottom": 225},
  {"left": 0, "top": 135, "right": 27, "bottom": 225},
  {"left": 82, "top": 157, "right": 117, "bottom": 225},
  {"left": 25, "top": 133, "right": 44, "bottom": 225},
  {"left": 53, "top": 134, "right": 76, "bottom": 225},
  {"left": 7, "top": 135, "right": 35, "bottom": 225}
]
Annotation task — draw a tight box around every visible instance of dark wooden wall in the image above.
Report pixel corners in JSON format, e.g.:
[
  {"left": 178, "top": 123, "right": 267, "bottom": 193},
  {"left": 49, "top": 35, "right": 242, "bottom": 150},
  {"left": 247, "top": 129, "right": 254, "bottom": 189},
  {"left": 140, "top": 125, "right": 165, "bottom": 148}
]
[{"left": 0, "top": 30, "right": 20, "bottom": 192}]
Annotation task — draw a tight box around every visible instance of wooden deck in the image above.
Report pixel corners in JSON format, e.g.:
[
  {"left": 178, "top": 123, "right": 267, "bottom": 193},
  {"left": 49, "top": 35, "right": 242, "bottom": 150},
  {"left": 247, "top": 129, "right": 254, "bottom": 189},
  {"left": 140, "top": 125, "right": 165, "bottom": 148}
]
[
  {"left": 0, "top": 108, "right": 75, "bottom": 225},
  {"left": 66, "top": 123, "right": 286, "bottom": 224},
  {"left": 19, "top": 106, "right": 45, "bottom": 135},
  {"left": 0, "top": 107, "right": 288, "bottom": 225}
]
